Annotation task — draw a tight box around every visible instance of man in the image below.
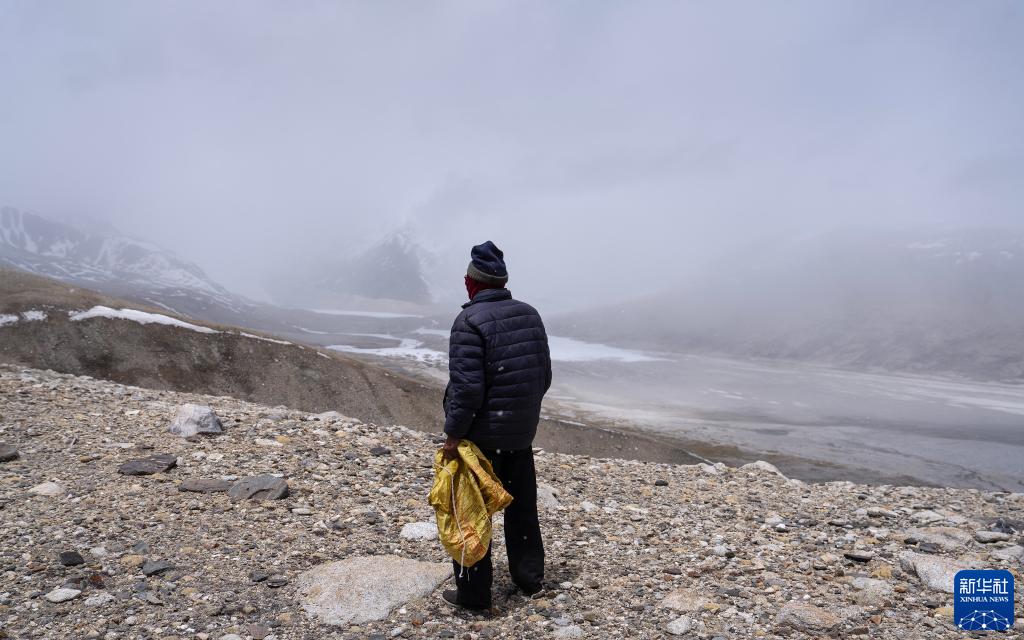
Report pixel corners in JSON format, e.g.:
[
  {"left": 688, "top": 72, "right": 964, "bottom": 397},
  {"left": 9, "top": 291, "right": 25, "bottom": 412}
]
[{"left": 440, "top": 240, "right": 552, "bottom": 611}]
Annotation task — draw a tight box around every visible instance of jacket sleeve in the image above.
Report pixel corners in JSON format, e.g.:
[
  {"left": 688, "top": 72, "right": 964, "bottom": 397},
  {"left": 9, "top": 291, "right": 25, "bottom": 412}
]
[{"left": 443, "top": 314, "right": 486, "bottom": 438}]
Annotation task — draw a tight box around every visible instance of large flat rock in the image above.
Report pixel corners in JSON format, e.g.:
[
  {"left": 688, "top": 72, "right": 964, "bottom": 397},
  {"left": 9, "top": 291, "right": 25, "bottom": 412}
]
[
  {"left": 295, "top": 555, "right": 450, "bottom": 626},
  {"left": 168, "top": 403, "right": 223, "bottom": 437}
]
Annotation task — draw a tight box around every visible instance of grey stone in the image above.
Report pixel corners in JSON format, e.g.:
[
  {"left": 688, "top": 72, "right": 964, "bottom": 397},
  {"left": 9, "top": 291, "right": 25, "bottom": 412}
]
[
  {"left": 83, "top": 592, "right": 115, "bottom": 607},
  {"left": 849, "top": 577, "right": 893, "bottom": 605},
  {"left": 168, "top": 403, "right": 223, "bottom": 437},
  {"left": 228, "top": 475, "right": 289, "bottom": 501},
  {"left": 178, "top": 478, "right": 231, "bottom": 493},
  {"left": 740, "top": 460, "right": 787, "bottom": 479},
  {"left": 29, "top": 481, "right": 64, "bottom": 496},
  {"left": 58, "top": 551, "right": 85, "bottom": 566},
  {"left": 776, "top": 601, "right": 841, "bottom": 632},
  {"left": 974, "top": 530, "right": 1011, "bottom": 543},
  {"left": 537, "top": 484, "right": 561, "bottom": 509},
  {"left": 0, "top": 442, "right": 18, "bottom": 462},
  {"left": 295, "top": 555, "right": 450, "bottom": 625},
  {"left": 661, "top": 588, "right": 709, "bottom": 612},
  {"left": 399, "top": 522, "right": 436, "bottom": 541},
  {"left": 905, "top": 527, "right": 973, "bottom": 551},
  {"left": 666, "top": 615, "right": 693, "bottom": 635},
  {"left": 899, "top": 551, "right": 976, "bottom": 592},
  {"left": 844, "top": 550, "right": 875, "bottom": 563},
  {"left": 142, "top": 560, "right": 175, "bottom": 576},
  {"left": 552, "top": 625, "right": 584, "bottom": 639},
  {"left": 117, "top": 453, "right": 178, "bottom": 476},
  {"left": 990, "top": 545, "right": 1024, "bottom": 565},
  {"left": 44, "top": 587, "right": 82, "bottom": 603}
]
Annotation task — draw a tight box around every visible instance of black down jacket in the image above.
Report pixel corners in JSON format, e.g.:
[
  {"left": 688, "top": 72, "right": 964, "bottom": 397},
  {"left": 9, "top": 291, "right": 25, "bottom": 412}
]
[{"left": 443, "top": 288, "right": 552, "bottom": 450}]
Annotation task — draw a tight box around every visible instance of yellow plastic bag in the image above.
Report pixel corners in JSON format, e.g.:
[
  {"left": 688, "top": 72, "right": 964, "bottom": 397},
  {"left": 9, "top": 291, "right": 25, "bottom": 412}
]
[{"left": 428, "top": 440, "right": 513, "bottom": 568}]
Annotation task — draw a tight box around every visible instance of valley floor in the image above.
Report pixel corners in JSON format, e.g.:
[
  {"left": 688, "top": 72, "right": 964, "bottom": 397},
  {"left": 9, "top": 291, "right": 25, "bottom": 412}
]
[{"left": 1, "top": 365, "right": 1022, "bottom": 639}]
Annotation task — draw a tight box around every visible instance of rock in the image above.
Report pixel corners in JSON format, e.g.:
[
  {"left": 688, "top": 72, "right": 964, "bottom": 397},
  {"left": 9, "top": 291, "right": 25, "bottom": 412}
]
[
  {"left": 142, "top": 560, "right": 175, "bottom": 576},
  {"left": 369, "top": 446, "right": 391, "bottom": 456},
  {"left": 178, "top": 478, "right": 231, "bottom": 493},
  {"left": 654, "top": 479, "right": 669, "bottom": 487},
  {"left": 400, "top": 522, "right": 436, "bottom": 541},
  {"left": 228, "top": 475, "right": 289, "bottom": 501},
  {"left": 899, "top": 551, "right": 975, "bottom": 592},
  {"left": 537, "top": 484, "right": 561, "bottom": 509},
  {"left": 266, "top": 575, "right": 288, "bottom": 588},
  {"left": 740, "top": 460, "right": 787, "bottom": 479},
  {"left": 849, "top": 577, "right": 893, "bottom": 605},
  {"left": 117, "top": 453, "right": 178, "bottom": 476},
  {"left": 83, "top": 593, "right": 115, "bottom": 607},
  {"left": 776, "top": 601, "right": 841, "bottom": 632},
  {"left": 974, "top": 530, "right": 1011, "bottom": 543},
  {"left": 911, "top": 510, "right": 945, "bottom": 524},
  {"left": 255, "top": 438, "right": 282, "bottom": 447},
  {"left": 866, "top": 507, "right": 898, "bottom": 518},
  {"left": 905, "top": 527, "right": 973, "bottom": 551},
  {"left": 552, "top": 625, "right": 584, "bottom": 639},
  {"left": 844, "top": 550, "right": 875, "bottom": 563},
  {"left": 219, "top": 635, "right": 243, "bottom": 640},
  {"left": 295, "top": 555, "right": 450, "bottom": 625},
  {"left": 247, "top": 624, "right": 270, "bottom": 640},
  {"left": 29, "top": 481, "right": 64, "bottom": 496},
  {"left": 989, "top": 545, "right": 1024, "bottom": 564},
  {"left": 580, "top": 501, "right": 598, "bottom": 513},
  {"left": 44, "top": 587, "right": 82, "bottom": 603},
  {"left": 168, "top": 404, "right": 223, "bottom": 437},
  {"left": 666, "top": 615, "right": 693, "bottom": 635},
  {"left": 661, "top": 588, "right": 709, "bottom": 612},
  {"left": 0, "top": 442, "right": 19, "bottom": 462},
  {"left": 58, "top": 551, "right": 85, "bottom": 566}
]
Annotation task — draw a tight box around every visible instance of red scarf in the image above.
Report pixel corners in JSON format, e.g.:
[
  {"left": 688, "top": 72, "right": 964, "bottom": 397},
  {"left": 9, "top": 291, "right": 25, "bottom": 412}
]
[{"left": 465, "top": 275, "right": 502, "bottom": 301}]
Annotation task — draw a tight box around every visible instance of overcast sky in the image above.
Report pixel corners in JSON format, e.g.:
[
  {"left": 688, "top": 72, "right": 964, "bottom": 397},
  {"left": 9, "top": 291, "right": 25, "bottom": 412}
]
[{"left": 1, "top": 1, "right": 1021, "bottom": 307}]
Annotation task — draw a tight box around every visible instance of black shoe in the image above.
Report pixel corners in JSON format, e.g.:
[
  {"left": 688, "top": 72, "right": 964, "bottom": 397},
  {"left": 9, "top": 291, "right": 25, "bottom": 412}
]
[
  {"left": 440, "top": 589, "right": 490, "bottom": 611},
  {"left": 517, "top": 582, "right": 545, "bottom": 599}
]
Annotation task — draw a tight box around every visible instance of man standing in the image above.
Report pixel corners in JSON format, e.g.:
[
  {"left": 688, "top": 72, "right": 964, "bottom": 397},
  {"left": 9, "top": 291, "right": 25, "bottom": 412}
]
[{"left": 441, "top": 240, "right": 552, "bottom": 611}]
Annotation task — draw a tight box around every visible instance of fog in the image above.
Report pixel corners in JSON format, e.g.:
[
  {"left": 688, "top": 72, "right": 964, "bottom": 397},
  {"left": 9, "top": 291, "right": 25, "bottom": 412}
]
[{"left": 1, "top": 1, "right": 1022, "bottom": 310}]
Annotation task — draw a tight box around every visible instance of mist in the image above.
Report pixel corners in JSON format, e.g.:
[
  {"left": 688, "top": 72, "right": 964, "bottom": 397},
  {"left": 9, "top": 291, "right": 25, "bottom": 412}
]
[{"left": 1, "top": 1, "right": 1022, "bottom": 310}]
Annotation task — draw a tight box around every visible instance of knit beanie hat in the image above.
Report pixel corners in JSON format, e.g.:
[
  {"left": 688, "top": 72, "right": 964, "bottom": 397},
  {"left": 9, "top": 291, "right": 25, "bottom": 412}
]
[{"left": 466, "top": 241, "right": 508, "bottom": 286}]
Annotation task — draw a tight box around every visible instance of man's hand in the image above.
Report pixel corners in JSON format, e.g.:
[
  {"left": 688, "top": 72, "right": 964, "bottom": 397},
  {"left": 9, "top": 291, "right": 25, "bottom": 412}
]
[{"left": 442, "top": 436, "right": 461, "bottom": 463}]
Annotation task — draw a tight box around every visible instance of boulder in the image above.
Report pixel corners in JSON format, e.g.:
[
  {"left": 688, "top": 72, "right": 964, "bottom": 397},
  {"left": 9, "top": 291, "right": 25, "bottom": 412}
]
[
  {"left": 989, "top": 545, "right": 1024, "bottom": 565},
  {"left": 118, "top": 453, "right": 178, "bottom": 476},
  {"left": 228, "top": 475, "right": 289, "bottom": 501},
  {"left": 666, "top": 615, "right": 694, "bottom": 635},
  {"left": 295, "top": 555, "right": 450, "bottom": 625},
  {"left": 974, "top": 530, "right": 1011, "bottom": 544},
  {"left": 740, "top": 460, "right": 787, "bottom": 479},
  {"left": 899, "top": 551, "right": 976, "bottom": 593},
  {"left": 168, "top": 404, "right": 223, "bottom": 437},
  {"left": 849, "top": 577, "right": 893, "bottom": 605},
  {"left": 776, "top": 601, "right": 842, "bottom": 632}
]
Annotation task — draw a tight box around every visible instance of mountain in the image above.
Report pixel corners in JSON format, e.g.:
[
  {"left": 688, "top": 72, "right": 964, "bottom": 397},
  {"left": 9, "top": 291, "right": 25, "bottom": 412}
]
[
  {"left": 552, "top": 227, "right": 1024, "bottom": 380},
  {"left": 265, "top": 227, "right": 437, "bottom": 310},
  {"left": 0, "top": 206, "right": 250, "bottom": 319}
]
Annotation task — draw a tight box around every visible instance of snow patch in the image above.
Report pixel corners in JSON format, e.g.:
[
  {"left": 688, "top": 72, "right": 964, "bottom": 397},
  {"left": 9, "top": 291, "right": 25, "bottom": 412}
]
[
  {"left": 22, "top": 310, "right": 47, "bottom": 321},
  {"left": 309, "top": 309, "right": 423, "bottom": 319},
  {"left": 412, "top": 327, "right": 449, "bottom": 337},
  {"left": 68, "top": 306, "right": 219, "bottom": 334},
  {"left": 328, "top": 337, "right": 446, "bottom": 363},
  {"left": 548, "top": 336, "right": 661, "bottom": 363},
  {"left": 0, "top": 314, "right": 18, "bottom": 327},
  {"left": 238, "top": 332, "right": 292, "bottom": 345},
  {"left": 907, "top": 240, "right": 947, "bottom": 250}
]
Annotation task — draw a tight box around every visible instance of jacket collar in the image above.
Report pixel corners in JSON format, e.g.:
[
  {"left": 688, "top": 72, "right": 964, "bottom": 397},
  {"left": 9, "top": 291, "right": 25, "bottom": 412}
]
[{"left": 462, "top": 287, "right": 511, "bottom": 308}]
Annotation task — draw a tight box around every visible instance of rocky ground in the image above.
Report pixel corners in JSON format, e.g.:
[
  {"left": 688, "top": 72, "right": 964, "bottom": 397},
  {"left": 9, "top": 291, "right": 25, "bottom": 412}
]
[{"left": 1, "top": 364, "right": 1022, "bottom": 639}]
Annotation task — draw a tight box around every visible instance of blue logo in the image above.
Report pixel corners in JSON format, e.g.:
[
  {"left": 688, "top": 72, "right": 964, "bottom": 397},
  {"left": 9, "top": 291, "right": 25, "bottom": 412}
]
[{"left": 954, "top": 569, "right": 1014, "bottom": 631}]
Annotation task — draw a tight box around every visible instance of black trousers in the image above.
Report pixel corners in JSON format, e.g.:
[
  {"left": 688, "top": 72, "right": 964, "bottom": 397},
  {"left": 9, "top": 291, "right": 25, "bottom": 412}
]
[{"left": 453, "top": 446, "right": 545, "bottom": 608}]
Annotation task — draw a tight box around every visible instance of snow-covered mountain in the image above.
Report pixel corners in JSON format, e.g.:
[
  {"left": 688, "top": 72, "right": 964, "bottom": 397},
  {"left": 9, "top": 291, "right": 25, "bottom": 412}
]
[
  {"left": 0, "top": 206, "right": 249, "bottom": 317},
  {"left": 266, "top": 227, "right": 439, "bottom": 309}
]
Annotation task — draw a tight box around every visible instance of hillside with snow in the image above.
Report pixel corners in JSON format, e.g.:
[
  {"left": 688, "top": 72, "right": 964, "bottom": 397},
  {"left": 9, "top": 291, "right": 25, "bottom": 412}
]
[{"left": 0, "top": 206, "right": 253, "bottom": 320}]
